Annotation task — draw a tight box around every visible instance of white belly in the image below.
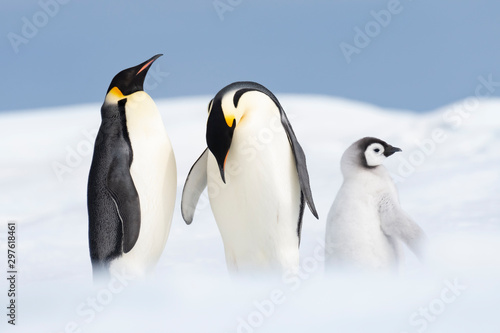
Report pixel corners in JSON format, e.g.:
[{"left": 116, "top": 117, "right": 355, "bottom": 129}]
[
  {"left": 325, "top": 183, "right": 399, "bottom": 270},
  {"left": 111, "top": 93, "right": 177, "bottom": 276},
  {"left": 207, "top": 113, "right": 301, "bottom": 273}
]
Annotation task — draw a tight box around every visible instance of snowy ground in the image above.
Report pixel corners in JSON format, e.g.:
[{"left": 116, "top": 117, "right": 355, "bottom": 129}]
[{"left": 1, "top": 95, "right": 499, "bottom": 332}]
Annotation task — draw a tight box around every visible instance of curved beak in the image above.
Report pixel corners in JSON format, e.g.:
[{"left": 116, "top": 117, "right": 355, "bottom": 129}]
[
  {"left": 384, "top": 145, "right": 402, "bottom": 157},
  {"left": 132, "top": 54, "right": 162, "bottom": 86}
]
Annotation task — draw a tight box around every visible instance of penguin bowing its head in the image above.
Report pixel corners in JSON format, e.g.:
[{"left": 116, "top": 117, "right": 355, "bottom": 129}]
[{"left": 182, "top": 81, "right": 318, "bottom": 274}]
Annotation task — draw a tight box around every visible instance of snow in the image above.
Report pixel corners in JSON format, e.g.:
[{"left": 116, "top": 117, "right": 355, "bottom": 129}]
[{"left": 1, "top": 95, "right": 499, "bottom": 332}]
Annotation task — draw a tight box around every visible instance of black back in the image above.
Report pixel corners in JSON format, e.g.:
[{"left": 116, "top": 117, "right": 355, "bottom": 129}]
[{"left": 87, "top": 99, "right": 140, "bottom": 272}]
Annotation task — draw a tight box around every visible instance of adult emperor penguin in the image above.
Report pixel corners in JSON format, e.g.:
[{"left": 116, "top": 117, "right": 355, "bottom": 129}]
[
  {"left": 325, "top": 137, "right": 426, "bottom": 271},
  {"left": 87, "top": 54, "right": 177, "bottom": 279},
  {"left": 181, "top": 81, "right": 318, "bottom": 274}
]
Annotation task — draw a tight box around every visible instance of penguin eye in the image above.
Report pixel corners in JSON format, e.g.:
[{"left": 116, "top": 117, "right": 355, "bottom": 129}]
[{"left": 374, "top": 148, "right": 380, "bottom": 153}]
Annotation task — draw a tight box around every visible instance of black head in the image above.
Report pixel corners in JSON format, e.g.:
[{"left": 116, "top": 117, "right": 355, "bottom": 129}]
[
  {"left": 356, "top": 137, "right": 402, "bottom": 168},
  {"left": 206, "top": 81, "right": 282, "bottom": 183},
  {"left": 106, "top": 54, "right": 162, "bottom": 97},
  {"left": 206, "top": 95, "right": 236, "bottom": 183}
]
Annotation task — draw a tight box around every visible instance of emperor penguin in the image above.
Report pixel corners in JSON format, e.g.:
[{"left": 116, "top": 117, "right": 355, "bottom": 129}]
[
  {"left": 181, "top": 81, "right": 318, "bottom": 274},
  {"left": 87, "top": 54, "right": 177, "bottom": 278},
  {"left": 325, "top": 137, "right": 426, "bottom": 271}
]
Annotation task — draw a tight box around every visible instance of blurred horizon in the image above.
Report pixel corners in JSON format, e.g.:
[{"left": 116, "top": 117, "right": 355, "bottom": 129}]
[{"left": 2, "top": 0, "right": 500, "bottom": 113}]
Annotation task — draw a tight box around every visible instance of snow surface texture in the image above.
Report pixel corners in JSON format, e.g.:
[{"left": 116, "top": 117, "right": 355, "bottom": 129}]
[{"left": 1, "top": 96, "right": 499, "bottom": 332}]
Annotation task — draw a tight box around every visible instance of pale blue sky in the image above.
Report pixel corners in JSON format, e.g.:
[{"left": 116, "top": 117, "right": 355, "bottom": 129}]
[{"left": 2, "top": 0, "right": 500, "bottom": 112}]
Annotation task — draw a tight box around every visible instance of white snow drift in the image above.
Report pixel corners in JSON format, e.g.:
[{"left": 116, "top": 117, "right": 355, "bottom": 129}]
[{"left": 0, "top": 95, "right": 499, "bottom": 332}]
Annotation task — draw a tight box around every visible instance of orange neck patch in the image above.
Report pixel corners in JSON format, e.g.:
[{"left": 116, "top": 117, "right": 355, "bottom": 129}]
[{"left": 224, "top": 115, "right": 236, "bottom": 128}]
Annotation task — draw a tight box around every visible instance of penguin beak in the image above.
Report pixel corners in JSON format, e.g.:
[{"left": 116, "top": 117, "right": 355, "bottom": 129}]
[
  {"left": 132, "top": 54, "right": 162, "bottom": 85},
  {"left": 106, "top": 54, "right": 162, "bottom": 96},
  {"left": 206, "top": 102, "right": 236, "bottom": 184},
  {"left": 384, "top": 145, "right": 402, "bottom": 157}
]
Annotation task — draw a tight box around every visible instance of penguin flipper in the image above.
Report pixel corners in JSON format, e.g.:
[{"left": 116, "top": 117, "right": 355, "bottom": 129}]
[
  {"left": 107, "top": 156, "right": 141, "bottom": 253},
  {"left": 280, "top": 111, "right": 319, "bottom": 219},
  {"left": 379, "top": 194, "right": 427, "bottom": 260},
  {"left": 181, "top": 148, "right": 209, "bottom": 224}
]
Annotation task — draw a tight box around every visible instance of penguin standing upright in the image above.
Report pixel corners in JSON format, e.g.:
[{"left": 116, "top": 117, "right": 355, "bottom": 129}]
[
  {"left": 325, "top": 137, "right": 426, "bottom": 271},
  {"left": 88, "top": 54, "right": 177, "bottom": 278},
  {"left": 181, "top": 81, "right": 318, "bottom": 273}
]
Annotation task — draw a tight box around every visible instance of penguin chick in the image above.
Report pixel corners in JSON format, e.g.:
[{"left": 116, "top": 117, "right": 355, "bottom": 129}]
[{"left": 325, "top": 137, "right": 426, "bottom": 271}]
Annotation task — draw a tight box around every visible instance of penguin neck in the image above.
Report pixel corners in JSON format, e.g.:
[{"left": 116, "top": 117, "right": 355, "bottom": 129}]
[
  {"left": 123, "top": 92, "right": 165, "bottom": 138},
  {"left": 341, "top": 154, "right": 389, "bottom": 181}
]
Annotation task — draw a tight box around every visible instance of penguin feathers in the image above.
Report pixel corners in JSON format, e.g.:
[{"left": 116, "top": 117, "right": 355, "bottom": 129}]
[
  {"left": 325, "top": 137, "right": 426, "bottom": 270},
  {"left": 182, "top": 81, "right": 318, "bottom": 225},
  {"left": 181, "top": 148, "right": 208, "bottom": 225},
  {"left": 230, "top": 81, "right": 318, "bottom": 219},
  {"left": 280, "top": 108, "right": 319, "bottom": 219},
  {"left": 88, "top": 100, "right": 138, "bottom": 265},
  {"left": 378, "top": 193, "right": 427, "bottom": 260},
  {"left": 181, "top": 81, "right": 318, "bottom": 272},
  {"left": 88, "top": 54, "right": 176, "bottom": 277}
]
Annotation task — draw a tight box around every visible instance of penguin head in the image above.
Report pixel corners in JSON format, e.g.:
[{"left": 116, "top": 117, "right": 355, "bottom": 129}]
[
  {"left": 359, "top": 137, "right": 401, "bottom": 168},
  {"left": 104, "top": 54, "right": 162, "bottom": 104},
  {"left": 206, "top": 81, "right": 282, "bottom": 183},
  {"left": 342, "top": 137, "right": 402, "bottom": 173}
]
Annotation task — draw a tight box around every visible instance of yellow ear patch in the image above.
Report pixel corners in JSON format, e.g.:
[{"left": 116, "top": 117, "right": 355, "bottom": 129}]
[
  {"left": 109, "top": 87, "right": 125, "bottom": 98},
  {"left": 225, "top": 115, "right": 235, "bottom": 128}
]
